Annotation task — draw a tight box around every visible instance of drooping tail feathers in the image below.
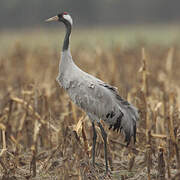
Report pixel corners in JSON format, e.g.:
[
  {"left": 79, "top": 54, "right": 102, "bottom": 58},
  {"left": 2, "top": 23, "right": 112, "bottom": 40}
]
[{"left": 110, "top": 95, "right": 139, "bottom": 146}]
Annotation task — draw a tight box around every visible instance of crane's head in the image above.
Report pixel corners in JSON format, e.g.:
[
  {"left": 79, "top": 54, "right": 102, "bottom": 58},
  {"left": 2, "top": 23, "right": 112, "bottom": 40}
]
[{"left": 45, "top": 12, "right": 73, "bottom": 26}]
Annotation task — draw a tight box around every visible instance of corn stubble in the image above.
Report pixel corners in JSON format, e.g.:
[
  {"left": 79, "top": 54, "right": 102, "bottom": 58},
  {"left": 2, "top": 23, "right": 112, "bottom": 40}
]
[{"left": 0, "top": 42, "right": 180, "bottom": 180}]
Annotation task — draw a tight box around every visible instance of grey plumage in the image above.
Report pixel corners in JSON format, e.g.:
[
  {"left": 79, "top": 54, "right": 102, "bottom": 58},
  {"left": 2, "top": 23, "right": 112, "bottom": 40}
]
[
  {"left": 46, "top": 12, "right": 139, "bottom": 173},
  {"left": 57, "top": 50, "right": 138, "bottom": 145}
]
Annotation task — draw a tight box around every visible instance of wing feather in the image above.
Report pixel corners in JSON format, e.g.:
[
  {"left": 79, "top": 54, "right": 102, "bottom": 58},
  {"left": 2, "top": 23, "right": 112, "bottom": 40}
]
[
  {"left": 98, "top": 82, "right": 139, "bottom": 145},
  {"left": 65, "top": 68, "right": 139, "bottom": 145}
]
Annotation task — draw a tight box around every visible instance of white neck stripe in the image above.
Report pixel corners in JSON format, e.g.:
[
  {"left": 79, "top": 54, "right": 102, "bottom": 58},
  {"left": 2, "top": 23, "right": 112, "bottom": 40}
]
[{"left": 63, "top": 14, "right": 73, "bottom": 25}]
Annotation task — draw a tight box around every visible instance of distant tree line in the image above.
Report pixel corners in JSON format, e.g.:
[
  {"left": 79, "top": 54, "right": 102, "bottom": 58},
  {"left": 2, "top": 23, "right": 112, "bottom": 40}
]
[{"left": 0, "top": 0, "right": 180, "bottom": 29}]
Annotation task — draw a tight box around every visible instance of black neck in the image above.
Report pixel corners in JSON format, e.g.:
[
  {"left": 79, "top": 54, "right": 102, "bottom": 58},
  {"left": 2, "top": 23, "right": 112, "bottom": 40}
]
[{"left": 62, "top": 21, "right": 72, "bottom": 51}]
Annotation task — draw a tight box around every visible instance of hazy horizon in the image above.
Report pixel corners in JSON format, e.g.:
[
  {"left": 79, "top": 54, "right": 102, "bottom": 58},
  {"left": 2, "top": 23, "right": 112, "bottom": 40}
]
[{"left": 1, "top": 0, "right": 180, "bottom": 29}]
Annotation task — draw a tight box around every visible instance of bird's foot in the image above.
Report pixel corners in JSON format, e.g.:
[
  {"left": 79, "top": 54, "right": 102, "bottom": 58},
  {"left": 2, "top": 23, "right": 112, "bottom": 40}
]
[
  {"left": 92, "top": 162, "right": 101, "bottom": 168},
  {"left": 105, "top": 169, "right": 112, "bottom": 175},
  {"left": 103, "top": 170, "right": 112, "bottom": 179}
]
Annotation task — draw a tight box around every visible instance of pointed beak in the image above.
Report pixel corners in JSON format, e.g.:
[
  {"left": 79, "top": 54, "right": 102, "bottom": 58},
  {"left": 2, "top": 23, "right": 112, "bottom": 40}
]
[{"left": 45, "top": 15, "right": 59, "bottom": 22}]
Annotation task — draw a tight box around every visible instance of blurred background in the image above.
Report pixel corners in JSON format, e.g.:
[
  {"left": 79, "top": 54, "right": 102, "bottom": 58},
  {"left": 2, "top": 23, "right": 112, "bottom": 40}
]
[
  {"left": 1, "top": 0, "right": 180, "bottom": 51},
  {"left": 1, "top": 0, "right": 180, "bottom": 28},
  {"left": 1, "top": 1, "right": 180, "bottom": 179}
]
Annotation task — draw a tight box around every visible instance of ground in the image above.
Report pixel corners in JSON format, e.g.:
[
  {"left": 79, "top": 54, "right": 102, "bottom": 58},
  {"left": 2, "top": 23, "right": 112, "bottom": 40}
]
[{"left": 0, "top": 26, "right": 180, "bottom": 179}]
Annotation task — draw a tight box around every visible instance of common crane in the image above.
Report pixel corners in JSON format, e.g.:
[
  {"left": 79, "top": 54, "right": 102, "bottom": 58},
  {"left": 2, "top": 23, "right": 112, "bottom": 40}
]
[{"left": 46, "top": 12, "right": 139, "bottom": 174}]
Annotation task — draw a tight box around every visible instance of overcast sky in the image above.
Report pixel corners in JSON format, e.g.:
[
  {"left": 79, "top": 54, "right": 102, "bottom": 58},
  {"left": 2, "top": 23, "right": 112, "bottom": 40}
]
[{"left": 1, "top": 0, "right": 180, "bottom": 29}]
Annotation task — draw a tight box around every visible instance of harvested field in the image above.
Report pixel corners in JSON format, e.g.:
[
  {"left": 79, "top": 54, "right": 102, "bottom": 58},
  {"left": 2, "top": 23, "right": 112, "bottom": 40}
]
[{"left": 0, "top": 28, "right": 180, "bottom": 179}]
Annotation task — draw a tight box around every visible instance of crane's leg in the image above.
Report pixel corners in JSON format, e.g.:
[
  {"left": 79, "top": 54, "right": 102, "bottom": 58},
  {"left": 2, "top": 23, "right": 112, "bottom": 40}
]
[
  {"left": 92, "top": 122, "right": 97, "bottom": 167},
  {"left": 97, "top": 122, "right": 108, "bottom": 174}
]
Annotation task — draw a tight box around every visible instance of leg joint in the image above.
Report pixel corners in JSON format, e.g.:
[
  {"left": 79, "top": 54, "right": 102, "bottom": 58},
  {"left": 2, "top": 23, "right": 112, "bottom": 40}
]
[
  {"left": 102, "top": 130, "right": 107, "bottom": 139},
  {"left": 92, "top": 122, "right": 97, "bottom": 140},
  {"left": 93, "top": 131, "right": 97, "bottom": 140},
  {"left": 98, "top": 122, "right": 107, "bottom": 139}
]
